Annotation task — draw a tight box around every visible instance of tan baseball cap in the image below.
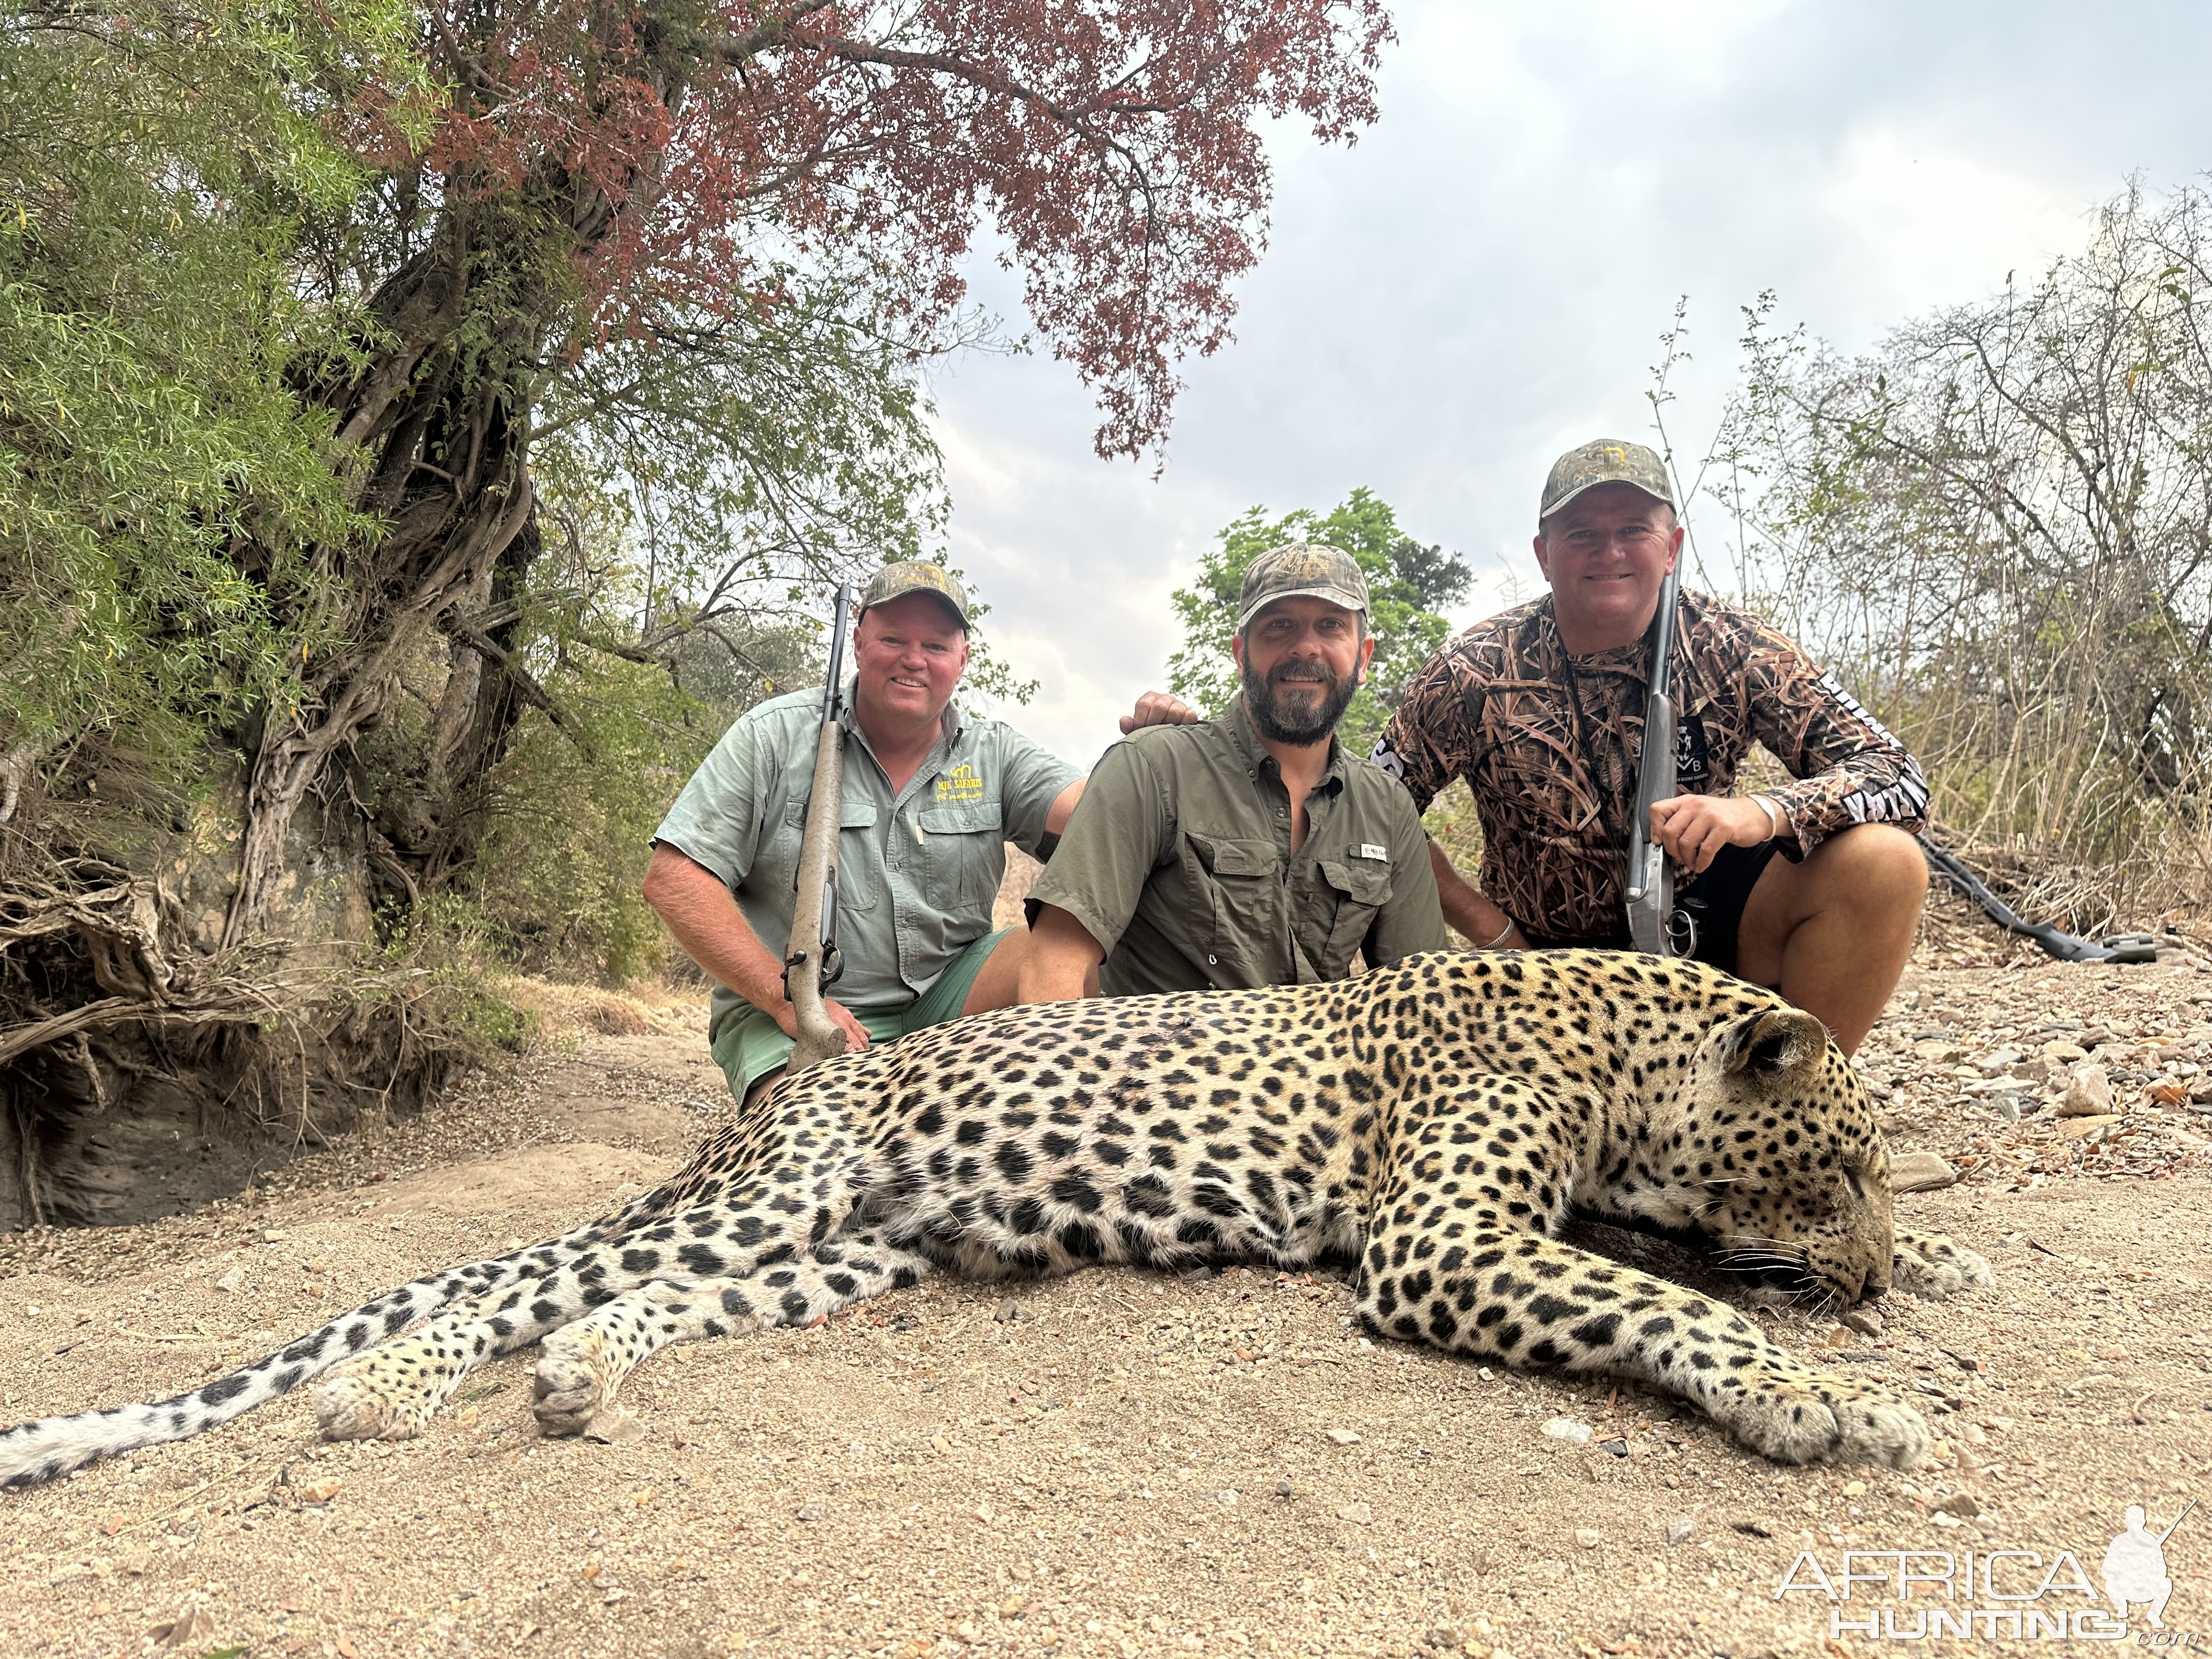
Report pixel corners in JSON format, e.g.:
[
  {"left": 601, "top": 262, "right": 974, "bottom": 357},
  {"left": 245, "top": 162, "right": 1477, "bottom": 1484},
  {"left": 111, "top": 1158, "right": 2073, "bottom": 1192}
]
[
  {"left": 1235, "top": 542, "right": 1371, "bottom": 631},
  {"left": 1539, "top": 438, "right": 1676, "bottom": 524},
  {"left": 860, "top": 561, "right": 970, "bottom": 630}
]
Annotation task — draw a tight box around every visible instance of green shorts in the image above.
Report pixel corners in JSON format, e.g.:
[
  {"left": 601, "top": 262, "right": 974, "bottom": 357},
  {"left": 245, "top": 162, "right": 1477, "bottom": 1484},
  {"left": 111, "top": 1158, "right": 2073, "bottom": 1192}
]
[{"left": 710, "top": 928, "right": 1011, "bottom": 1102}]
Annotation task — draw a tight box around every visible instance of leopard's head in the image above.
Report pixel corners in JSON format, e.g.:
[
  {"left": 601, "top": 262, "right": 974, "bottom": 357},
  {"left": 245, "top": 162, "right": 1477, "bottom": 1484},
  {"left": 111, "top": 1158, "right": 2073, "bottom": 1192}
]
[{"left": 1669, "top": 1002, "right": 1893, "bottom": 1308}]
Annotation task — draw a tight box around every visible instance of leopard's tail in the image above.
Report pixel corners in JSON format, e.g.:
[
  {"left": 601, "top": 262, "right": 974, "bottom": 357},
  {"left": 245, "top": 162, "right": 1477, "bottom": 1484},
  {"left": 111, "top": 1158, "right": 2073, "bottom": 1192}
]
[{"left": 0, "top": 1202, "right": 641, "bottom": 1490}]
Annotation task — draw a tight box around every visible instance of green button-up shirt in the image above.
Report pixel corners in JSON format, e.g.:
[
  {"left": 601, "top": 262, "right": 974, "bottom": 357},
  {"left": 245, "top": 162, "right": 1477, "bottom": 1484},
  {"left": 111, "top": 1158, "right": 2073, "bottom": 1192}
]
[
  {"left": 653, "top": 681, "right": 1077, "bottom": 1034},
  {"left": 1029, "top": 698, "right": 1449, "bottom": 997}
]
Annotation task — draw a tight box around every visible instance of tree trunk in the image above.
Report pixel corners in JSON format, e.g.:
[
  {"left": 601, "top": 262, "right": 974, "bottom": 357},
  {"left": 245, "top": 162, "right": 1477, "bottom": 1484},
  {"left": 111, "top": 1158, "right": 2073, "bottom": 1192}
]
[{"left": 223, "top": 236, "right": 548, "bottom": 944}]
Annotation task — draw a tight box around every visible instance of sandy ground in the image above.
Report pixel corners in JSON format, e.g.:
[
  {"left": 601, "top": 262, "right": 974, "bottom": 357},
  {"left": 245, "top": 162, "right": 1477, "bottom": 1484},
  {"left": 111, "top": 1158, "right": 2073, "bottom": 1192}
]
[{"left": 6, "top": 936, "right": 2212, "bottom": 1659}]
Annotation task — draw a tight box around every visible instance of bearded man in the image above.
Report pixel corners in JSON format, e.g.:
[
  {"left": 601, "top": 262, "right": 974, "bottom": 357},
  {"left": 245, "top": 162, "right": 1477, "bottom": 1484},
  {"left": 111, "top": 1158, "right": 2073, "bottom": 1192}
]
[{"left": 1019, "top": 543, "right": 1448, "bottom": 1000}]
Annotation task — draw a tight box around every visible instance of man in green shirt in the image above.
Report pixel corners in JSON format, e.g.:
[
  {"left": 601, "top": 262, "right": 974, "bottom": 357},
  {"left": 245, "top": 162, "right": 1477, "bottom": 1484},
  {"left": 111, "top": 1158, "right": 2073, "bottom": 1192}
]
[
  {"left": 1020, "top": 544, "right": 1450, "bottom": 999},
  {"left": 645, "top": 562, "right": 1187, "bottom": 1103}
]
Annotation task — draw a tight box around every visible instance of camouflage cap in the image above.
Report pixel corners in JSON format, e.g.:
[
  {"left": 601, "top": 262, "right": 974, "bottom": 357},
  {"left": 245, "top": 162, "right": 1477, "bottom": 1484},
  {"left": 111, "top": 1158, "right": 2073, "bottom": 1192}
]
[
  {"left": 1235, "top": 542, "right": 1370, "bottom": 631},
  {"left": 1538, "top": 438, "right": 1676, "bottom": 525},
  {"left": 860, "top": 560, "right": 970, "bottom": 630}
]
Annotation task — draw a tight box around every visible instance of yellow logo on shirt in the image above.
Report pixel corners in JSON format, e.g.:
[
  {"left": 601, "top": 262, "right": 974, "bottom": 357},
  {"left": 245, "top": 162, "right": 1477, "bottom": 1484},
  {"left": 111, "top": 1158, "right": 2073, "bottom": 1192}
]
[{"left": 935, "top": 763, "right": 985, "bottom": 803}]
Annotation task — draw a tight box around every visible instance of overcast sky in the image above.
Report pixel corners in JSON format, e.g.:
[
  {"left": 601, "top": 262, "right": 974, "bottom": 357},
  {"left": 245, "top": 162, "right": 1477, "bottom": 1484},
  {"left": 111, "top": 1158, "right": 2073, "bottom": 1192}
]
[{"left": 929, "top": 0, "right": 2211, "bottom": 767}]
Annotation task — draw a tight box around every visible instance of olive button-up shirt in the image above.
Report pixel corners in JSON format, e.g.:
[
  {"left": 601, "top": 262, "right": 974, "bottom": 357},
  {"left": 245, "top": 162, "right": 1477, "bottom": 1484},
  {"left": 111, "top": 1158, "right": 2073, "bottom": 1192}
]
[{"left": 1031, "top": 697, "right": 1449, "bottom": 997}]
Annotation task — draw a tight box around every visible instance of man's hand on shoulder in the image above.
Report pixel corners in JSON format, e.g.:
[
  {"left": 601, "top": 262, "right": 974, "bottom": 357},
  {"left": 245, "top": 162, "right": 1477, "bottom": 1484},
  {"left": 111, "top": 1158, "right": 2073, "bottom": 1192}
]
[
  {"left": 1649, "top": 793, "right": 1779, "bottom": 874},
  {"left": 1120, "top": 690, "right": 1199, "bottom": 734}
]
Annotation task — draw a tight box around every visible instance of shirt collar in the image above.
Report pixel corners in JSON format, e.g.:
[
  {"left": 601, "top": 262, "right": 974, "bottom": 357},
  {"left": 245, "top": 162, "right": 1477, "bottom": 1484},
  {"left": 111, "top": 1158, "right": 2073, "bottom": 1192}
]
[
  {"left": 838, "top": 678, "right": 967, "bottom": 746},
  {"left": 1224, "top": 694, "right": 1347, "bottom": 792}
]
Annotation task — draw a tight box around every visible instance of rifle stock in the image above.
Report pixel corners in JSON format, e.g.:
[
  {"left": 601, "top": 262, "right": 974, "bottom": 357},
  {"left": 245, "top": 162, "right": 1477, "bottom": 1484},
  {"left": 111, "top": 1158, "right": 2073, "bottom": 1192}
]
[
  {"left": 1624, "top": 567, "right": 1681, "bottom": 956},
  {"left": 785, "top": 584, "right": 856, "bottom": 1075}
]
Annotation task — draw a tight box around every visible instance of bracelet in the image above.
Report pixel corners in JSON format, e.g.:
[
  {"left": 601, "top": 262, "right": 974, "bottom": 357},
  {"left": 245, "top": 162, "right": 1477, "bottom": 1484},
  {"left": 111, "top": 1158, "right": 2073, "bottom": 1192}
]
[
  {"left": 1751, "top": 794, "right": 1784, "bottom": 842},
  {"left": 1484, "top": 917, "right": 1517, "bottom": 950}
]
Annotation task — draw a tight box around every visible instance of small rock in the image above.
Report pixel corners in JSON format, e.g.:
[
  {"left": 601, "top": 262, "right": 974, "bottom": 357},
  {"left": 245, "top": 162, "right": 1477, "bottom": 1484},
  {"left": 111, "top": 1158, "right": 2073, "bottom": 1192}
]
[
  {"left": 153, "top": 1609, "right": 217, "bottom": 1650},
  {"left": 1842, "top": 1480, "right": 1867, "bottom": 1497},
  {"left": 1420, "top": 1630, "right": 1464, "bottom": 1655},
  {"left": 1573, "top": 1527, "right": 1602, "bottom": 1548},
  {"left": 1974, "top": 1049, "right": 2024, "bottom": 1075},
  {"left": 1541, "top": 1418, "right": 1593, "bottom": 1444},
  {"left": 995, "top": 1300, "right": 1026, "bottom": 1323},
  {"left": 1215, "top": 1488, "right": 1239, "bottom": 1508},
  {"left": 1991, "top": 1094, "right": 2024, "bottom": 1122},
  {"left": 1665, "top": 1515, "right": 1696, "bottom": 1545},
  {"left": 261, "top": 1228, "right": 289, "bottom": 1243},
  {"left": 213, "top": 1266, "right": 246, "bottom": 1294},
  {"left": 1841, "top": 1307, "right": 1884, "bottom": 1339},
  {"left": 2058, "top": 1065, "right": 2114, "bottom": 1116},
  {"left": 1324, "top": 1427, "right": 1362, "bottom": 1445},
  {"left": 795, "top": 1500, "right": 826, "bottom": 1521},
  {"left": 998, "top": 1593, "right": 1026, "bottom": 1617},
  {"left": 1889, "top": 1151, "right": 1957, "bottom": 1193},
  {"left": 1275, "top": 1479, "right": 1294, "bottom": 1498},
  {"left": 298, "top": 1478, "right": 342, "bottom": 1505},
  {"left": 1335, "top": 1501, "right": 1374, "bottom": 1524},
  {"left": 2042, "top": 1041, "right": 2089, "bottom": 1064},
  {"left": 582, "top": 1408, "right": 646, "bottom": 1446},
  {"left": 1941, "top": 1492, "right": 1983, "bottom": 1517}
]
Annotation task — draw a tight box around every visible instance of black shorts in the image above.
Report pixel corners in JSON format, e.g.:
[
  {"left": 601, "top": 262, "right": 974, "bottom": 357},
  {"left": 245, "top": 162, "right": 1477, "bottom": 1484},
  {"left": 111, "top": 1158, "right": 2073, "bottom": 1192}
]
[{"left": 1522, "top": 840, "right": 1784, "bottom": 977}]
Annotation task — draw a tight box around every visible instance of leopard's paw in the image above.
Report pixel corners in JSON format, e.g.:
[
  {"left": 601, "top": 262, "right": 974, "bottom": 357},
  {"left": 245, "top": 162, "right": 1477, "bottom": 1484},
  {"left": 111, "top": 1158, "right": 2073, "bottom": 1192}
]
[
  {"left": 531, "top": 1328, "right": 611, "bottom": 1437},
  {"left": 1893, "top": 1228, "right": 1994, "bottom": 1300},
  {"left": 1718, "top": 1375, "right": 1930, "bottom": 1469},
  {"left": 314, "top": 1355, "right": 431, "bottom": 1442}
]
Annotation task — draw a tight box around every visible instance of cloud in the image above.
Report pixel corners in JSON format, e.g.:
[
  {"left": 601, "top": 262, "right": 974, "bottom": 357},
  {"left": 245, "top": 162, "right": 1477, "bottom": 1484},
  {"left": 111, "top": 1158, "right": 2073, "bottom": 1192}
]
[{"left": 935, "top": 0, "right": 2212, "bottom": 766}]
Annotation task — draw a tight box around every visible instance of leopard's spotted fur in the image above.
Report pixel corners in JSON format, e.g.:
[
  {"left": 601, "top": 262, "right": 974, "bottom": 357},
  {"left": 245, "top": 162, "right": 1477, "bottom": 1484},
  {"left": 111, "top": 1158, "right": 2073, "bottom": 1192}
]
[{"left": 0, "top": 950, "right": 1990, "bottom": 1487}]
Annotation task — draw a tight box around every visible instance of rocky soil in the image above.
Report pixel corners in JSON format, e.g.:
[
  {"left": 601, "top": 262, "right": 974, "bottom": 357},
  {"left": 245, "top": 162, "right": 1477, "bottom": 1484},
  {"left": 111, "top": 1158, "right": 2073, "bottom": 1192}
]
[{"left": 4, "top": 904, "right": 2211, "bottom": 1659}]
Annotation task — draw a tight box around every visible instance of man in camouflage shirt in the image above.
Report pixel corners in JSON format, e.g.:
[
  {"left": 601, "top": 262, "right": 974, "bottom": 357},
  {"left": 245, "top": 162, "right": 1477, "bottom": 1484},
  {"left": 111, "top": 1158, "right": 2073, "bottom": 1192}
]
[{"left": 1370, "top": 439, "right": 1928, "bottom": 1053}]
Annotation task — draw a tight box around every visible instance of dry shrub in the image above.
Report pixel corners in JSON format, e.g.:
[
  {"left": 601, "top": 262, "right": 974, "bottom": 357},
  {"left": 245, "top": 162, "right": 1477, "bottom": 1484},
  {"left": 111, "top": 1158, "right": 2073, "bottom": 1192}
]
[
  {"left": 1708, "top": 180, "right": 2212, "bottom": 930},
  {"left": 497, "top": 975, "right": 695, "bottom": 1046}
]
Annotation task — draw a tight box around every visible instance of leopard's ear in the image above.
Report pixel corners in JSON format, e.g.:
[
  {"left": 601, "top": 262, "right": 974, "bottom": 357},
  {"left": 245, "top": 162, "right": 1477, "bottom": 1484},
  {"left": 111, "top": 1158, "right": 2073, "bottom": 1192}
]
[{"left": 1718, "top": 1007, "right": 1830, "bottom": 1080}]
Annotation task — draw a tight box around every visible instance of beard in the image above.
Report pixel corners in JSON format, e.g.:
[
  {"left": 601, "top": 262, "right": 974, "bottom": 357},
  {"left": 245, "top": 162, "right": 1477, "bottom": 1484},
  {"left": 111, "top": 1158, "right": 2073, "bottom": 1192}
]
[{"left": 1243, "top": 655, "right": 1357, "bottom": 746}]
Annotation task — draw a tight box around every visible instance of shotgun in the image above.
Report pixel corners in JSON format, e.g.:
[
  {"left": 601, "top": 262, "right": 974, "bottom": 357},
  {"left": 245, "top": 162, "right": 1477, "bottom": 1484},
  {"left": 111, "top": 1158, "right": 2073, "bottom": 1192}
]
[
  {"left": 1624, "top": 567, "right": 1683, "bottom": 956},
  {"left": 783, "top": 583, "right": 856, "bottom": 1075}
]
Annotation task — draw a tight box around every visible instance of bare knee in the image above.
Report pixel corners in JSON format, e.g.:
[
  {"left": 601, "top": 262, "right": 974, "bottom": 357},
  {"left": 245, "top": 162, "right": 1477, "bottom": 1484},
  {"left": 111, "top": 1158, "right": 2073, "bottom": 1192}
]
[{"left": 1808, "top": 823, "right": 1927, "bottom": 910}]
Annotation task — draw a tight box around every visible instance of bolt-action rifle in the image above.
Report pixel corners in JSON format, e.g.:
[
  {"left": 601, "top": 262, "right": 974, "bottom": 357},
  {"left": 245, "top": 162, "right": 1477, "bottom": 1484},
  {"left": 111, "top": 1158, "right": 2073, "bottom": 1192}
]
[
  {"left": 783, "top": 583, "right": 856, "bottom": 1075},
  {"left": 1624, "top": 566, "right": 1684, "bottom": 956}
]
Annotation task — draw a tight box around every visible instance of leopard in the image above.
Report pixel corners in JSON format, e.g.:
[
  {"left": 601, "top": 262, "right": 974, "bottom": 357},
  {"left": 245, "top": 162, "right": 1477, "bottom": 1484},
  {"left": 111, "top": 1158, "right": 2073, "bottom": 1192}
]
[{"left": 0, "top": 949, "right": 1991, "bottom": 1489}]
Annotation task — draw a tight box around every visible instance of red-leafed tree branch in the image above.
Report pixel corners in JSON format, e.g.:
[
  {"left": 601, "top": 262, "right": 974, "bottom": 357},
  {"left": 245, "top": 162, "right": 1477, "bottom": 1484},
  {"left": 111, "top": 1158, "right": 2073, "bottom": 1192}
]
[{"left": 211, "top": 0, "right": 1391, "bottom": 942}]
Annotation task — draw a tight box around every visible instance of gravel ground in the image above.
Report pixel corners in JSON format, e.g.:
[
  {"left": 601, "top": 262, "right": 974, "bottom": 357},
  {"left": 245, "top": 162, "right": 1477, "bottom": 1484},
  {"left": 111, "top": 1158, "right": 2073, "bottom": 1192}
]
[{"left": 5, "top": 922, "right": 2212, "bottom": 1659}]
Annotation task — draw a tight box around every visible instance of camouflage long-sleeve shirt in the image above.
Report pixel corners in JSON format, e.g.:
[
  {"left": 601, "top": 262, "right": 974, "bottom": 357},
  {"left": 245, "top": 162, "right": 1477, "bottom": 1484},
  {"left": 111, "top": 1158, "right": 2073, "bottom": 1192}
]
[{"left": 1370, "top": 591, "right": 1928, "bottom": 942}]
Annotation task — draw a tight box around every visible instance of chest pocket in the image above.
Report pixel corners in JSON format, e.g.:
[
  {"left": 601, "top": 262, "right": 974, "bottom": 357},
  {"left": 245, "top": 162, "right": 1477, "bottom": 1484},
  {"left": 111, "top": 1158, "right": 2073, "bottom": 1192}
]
[
  {"left": 918, "top": 798, "right": 1003, "bottom": 915},
  {"left": 1185, "top": 832, "right": 1283, "bottom": 972},
  {"left": 778, "top": 797, "right": 881, "bottom": 911},
  {"left": 1316, "top": 856, "right": 1393, "bottom": 975}
]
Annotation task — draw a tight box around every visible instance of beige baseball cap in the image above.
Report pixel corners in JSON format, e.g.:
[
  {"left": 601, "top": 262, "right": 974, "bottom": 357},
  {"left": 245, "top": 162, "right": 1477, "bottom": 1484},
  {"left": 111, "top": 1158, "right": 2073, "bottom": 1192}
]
[
  {"left": 1235, "top": 542, "right": 1371, "bottom": 631},
  {"left": 860, "top": 561, "right": 970, "bottom": 630},
  {"left": 1539, "top": 438, "right": 1676, "bottom": 524}
]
